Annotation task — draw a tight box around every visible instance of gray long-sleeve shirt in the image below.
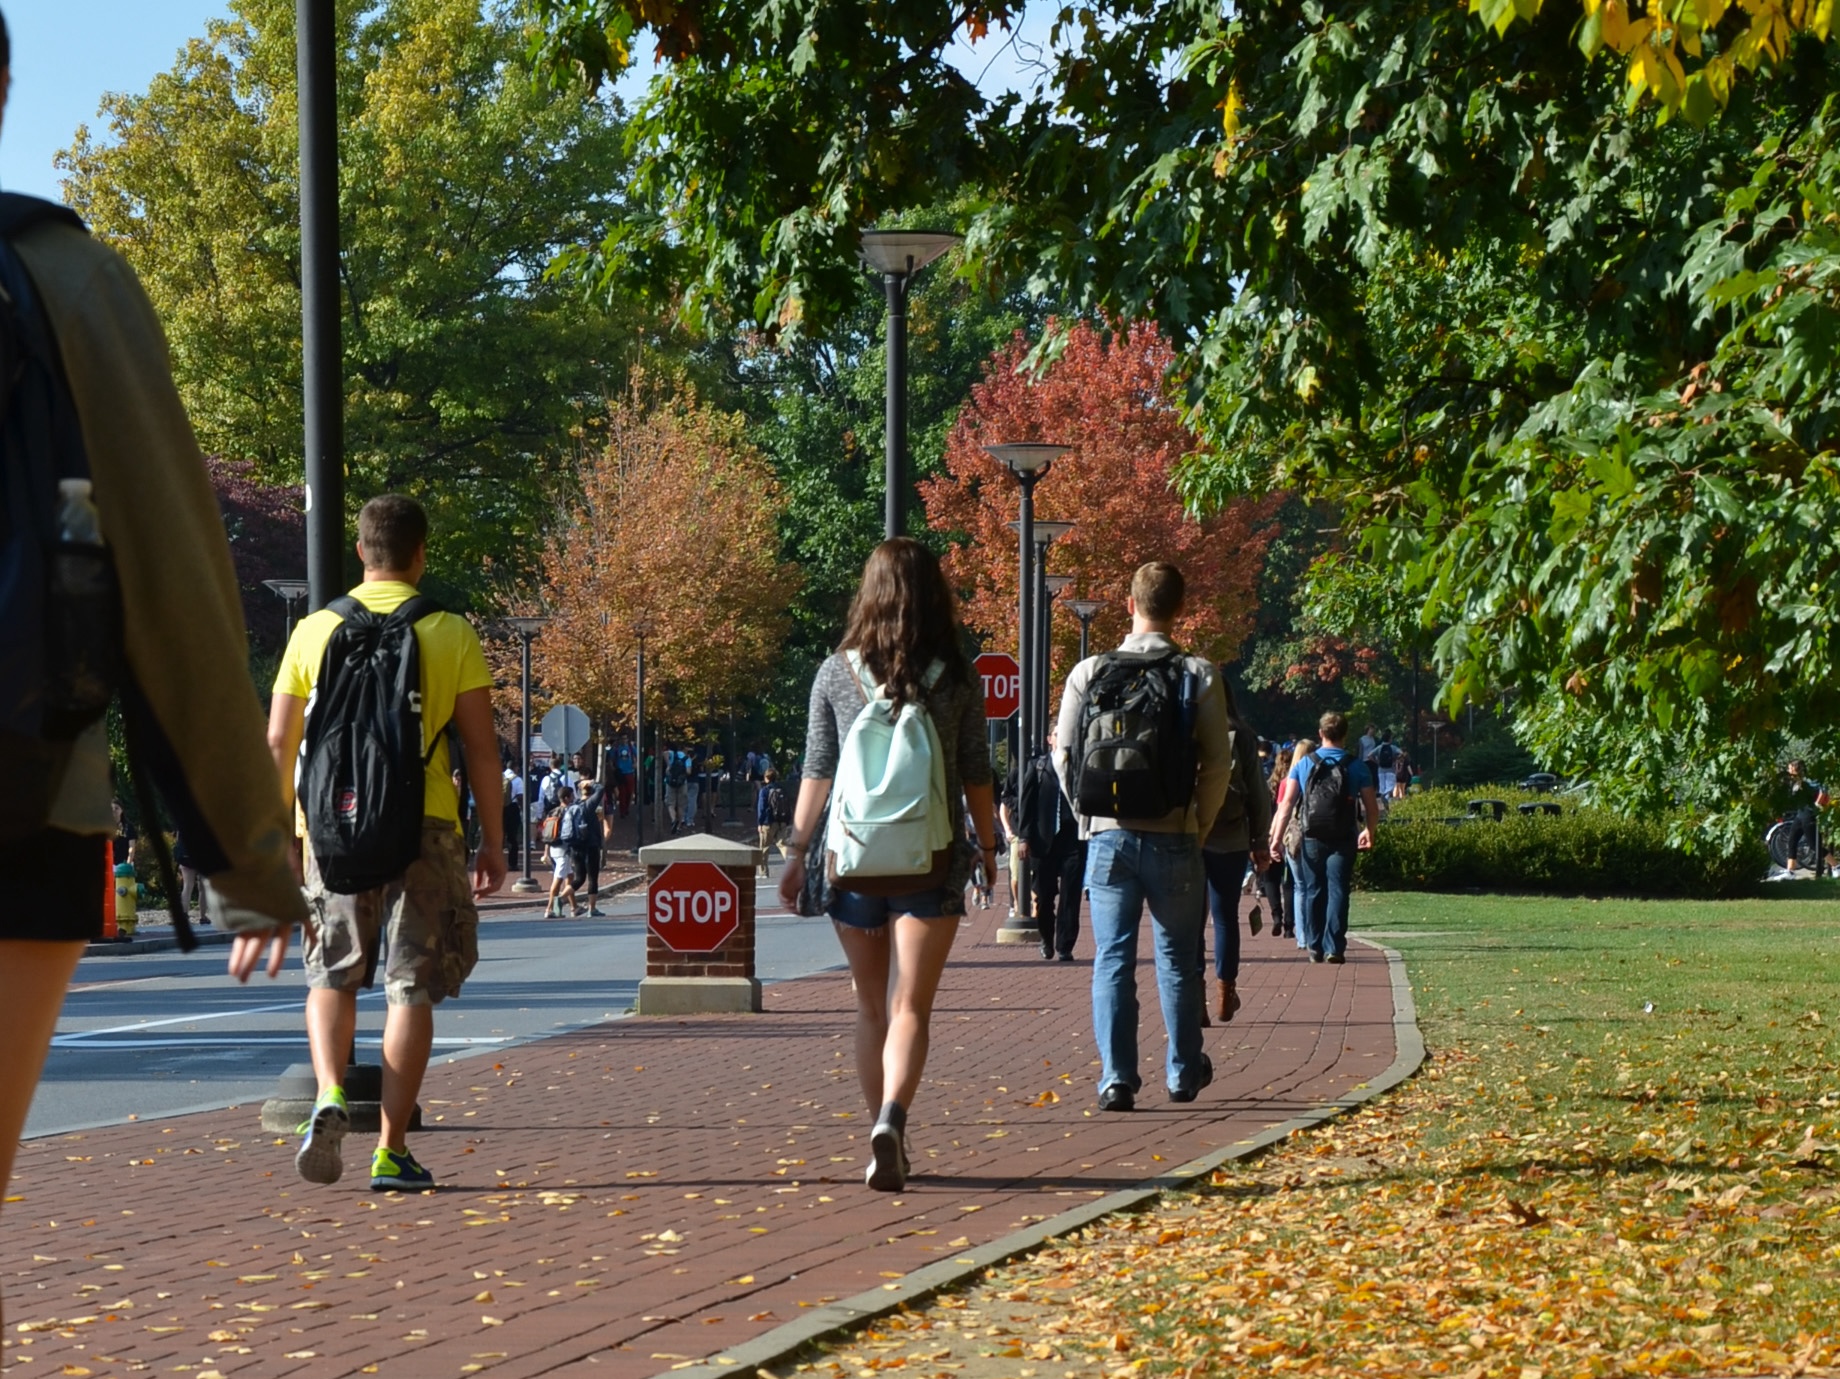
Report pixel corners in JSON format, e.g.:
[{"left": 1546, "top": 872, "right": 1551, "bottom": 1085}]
[
  {"left": 1052, "top": 632, "right": 1234, "bottom": 840},
  {"left": 802, "top": 652, "right": 993, "bottom": 909}
]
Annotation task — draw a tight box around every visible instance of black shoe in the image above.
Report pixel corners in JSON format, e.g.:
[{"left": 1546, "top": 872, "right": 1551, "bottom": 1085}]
[
  {"left": 1169, "top": 1052, "right": 1214, "bottom": 1103},
  {"left": 1309, "top": 951, "right": 1326, "bottom": 964},
  {"left": 1056, "top": 951, "right": 1075, "bottom": 962},
  {"left": 1326, "top": 952, "right": 1346, "bottom": 965},
  {"left": 1040, "top": 939, "right": 1055, "bottom": 960},
  {"left": 1097, "top": 1083, "right": 1135, "bottom": 1113},
  {"left": 866, "top": 1119, "right": 909, "bottom": 1192}
]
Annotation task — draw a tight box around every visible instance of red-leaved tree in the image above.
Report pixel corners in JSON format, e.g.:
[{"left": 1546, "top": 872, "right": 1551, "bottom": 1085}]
[
  {"left": 207, "top": 457, "right": 305, "bottom": 654},
  {"left": 921, "top": 321, "right": 1283, "bottom": 697}
]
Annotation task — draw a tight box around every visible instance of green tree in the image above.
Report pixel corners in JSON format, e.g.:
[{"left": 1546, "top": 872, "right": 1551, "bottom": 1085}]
[
  {"left": 60, "top": 0, "right": 642, "bottom": 601},
  {"left": 733, "top": 236, "right": 1056, "bottom": 742},
  {"left": 520, "top": 0, "right": 1840, "bottom": 847}
]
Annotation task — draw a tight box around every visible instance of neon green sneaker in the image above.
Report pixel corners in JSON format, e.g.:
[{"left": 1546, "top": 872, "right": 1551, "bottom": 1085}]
[
  {"left": 294, "top": 1087, "right": 349, "bottom": 1185},
  {"left": 370, "top": 1145, "right": 436, "bottom": 1191}
]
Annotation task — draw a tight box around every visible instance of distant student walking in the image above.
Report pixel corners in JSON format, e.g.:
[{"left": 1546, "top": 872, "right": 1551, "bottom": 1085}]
[
  {"left": 778, "top": 539, "right": 998, "bottom": 1193},
  {"left": 1198, "top": 674, "right": 1273, "bottom": 1022},
  {"left": 1267, "top": 712, "right": 1380, "bottom": 964},
  {"left": 756, "top": 768, "right": 791, "bottom": 876}
]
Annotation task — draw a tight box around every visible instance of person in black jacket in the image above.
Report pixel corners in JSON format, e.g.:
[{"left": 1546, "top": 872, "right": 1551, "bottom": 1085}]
[{"left": 1019, "top": 726, "right": 1085, "bottom": 961}]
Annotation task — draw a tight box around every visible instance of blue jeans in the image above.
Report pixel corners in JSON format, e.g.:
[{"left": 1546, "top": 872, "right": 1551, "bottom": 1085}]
[
  {"left": 1198, "top": 849, "right": 1250, "bottom": 982},
  {"left": 1084, "top": 829, "right": 1207, "bottom": 1095},
  {"left": 1296, "top": 838, "right": 1356, "bottom": 958}
]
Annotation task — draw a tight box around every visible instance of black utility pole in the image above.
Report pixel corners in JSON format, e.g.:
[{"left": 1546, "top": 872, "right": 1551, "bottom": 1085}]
[
  {"left": 859, "top": 232, "right": 959, "bottom": 542},
  {"left": 298, "top": 0, "right": 342, "bottom": 611},
  {"left": 883, "top": 272, "right": 907, "bottom": 541},
  {"left": 634, "top": 630, "right": 646, "bottom": 850}
]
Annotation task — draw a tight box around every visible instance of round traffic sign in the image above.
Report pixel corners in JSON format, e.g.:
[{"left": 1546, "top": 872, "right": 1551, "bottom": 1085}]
[
  {"left": 648, "top": 860, "right": 741, "bottom": 953},
  {"left": 540, "top": 703, "right": 592, "bottom": 755},
  {"left": 975, "top": 652, "right": 1020, "bottom": 721}
]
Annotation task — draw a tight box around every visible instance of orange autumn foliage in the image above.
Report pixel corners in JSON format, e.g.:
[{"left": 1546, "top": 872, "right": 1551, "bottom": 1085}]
[
  {"left": 921, "top": 321, "right": 1282, "bottom": 696},
  {"left": 529, "top": 377, "right": 799, "bottom": 733}
]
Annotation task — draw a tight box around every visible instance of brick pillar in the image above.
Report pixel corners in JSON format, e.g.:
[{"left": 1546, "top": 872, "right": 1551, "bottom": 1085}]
[{"left": 635, "top": 832, "right": 763, "bottom": 1015}]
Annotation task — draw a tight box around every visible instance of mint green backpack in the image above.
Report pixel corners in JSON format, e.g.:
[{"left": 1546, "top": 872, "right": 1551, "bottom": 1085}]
[{"left": 825, "top": 652, "right": 954, "bottom": 893}]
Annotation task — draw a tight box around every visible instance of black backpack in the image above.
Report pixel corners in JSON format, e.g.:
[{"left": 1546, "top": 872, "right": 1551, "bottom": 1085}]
[
  {"left": 299, "top": 594, "right": 442, "bottom": 894},
  {"left": 1300, "top": 752, "right": 1359, "bottom": 845},
  {"left": 1072, "top": 650, "right": 1197, "bottom": 819},
  {"left": 0, "top": 194, "right": 126, "bottom": 838},
  {"left": 667, "top": 752, "right": 687, "bottom": 786},
  {"left": 1375, "top": 741, "right": 1397, "bottom": 769},
  {"left": 1020, "top": 753, "right": 1075, "bottom": 854},
  {"left": 767, "top": 783, "right": 790, "bottom": 823}
]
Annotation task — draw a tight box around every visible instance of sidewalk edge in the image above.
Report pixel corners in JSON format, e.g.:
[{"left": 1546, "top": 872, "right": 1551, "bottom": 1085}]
[{"left": 660, "top": 938, "right": 1426, "bottom": 1379}]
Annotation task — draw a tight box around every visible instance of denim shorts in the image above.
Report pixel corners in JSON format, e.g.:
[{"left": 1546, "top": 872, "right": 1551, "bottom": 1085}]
[{"left": 827, "top": 886, "right": 950, "bottom": 929}]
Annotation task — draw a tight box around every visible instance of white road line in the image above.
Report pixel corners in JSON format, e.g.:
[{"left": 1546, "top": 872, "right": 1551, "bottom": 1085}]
[
  {"left": 49, "top": 1034, "right": 507, "bottom": 1049},
  {"left": 54, "top": 990, "right": 380, "bottom": 1041}
]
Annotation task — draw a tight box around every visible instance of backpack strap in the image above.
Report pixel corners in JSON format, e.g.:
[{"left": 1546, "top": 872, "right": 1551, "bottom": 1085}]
[{"left": 844, "top": 651, "right": 945, "bottom": 702}]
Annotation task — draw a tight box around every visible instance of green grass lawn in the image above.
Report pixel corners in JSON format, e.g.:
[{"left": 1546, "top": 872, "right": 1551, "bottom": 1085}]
[{"left": 795, "top": 892, "right": 1840, "bottom": 1378}]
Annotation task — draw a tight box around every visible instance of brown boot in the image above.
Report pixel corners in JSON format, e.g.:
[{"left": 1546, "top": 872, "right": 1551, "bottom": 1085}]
[{"left": 1216, "top": 979, "right": 1239, "bottom": 1022}]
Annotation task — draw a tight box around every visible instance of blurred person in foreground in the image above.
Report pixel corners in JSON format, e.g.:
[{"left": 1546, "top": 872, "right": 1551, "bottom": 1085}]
[{"left": 0, "top": 5, "right": 303, "bottom": 1324}]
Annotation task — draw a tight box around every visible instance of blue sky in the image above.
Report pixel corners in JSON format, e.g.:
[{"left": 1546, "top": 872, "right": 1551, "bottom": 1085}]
[
  {"left": 1, "top": 2, "right": 234, "bottom": 200},
  {"left": 0, "top": 2, "right": 1056, "bottom": 203}
]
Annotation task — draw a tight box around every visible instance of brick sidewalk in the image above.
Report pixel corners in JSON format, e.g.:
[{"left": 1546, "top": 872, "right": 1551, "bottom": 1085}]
[{"left": 3, "top": 892, "right": 1399, "bottom": 1379}]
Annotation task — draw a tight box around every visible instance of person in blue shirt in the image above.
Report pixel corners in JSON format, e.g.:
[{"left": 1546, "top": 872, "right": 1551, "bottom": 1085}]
[{"left": 1265, "top": 711, "right": 1380, "bottom": 963}]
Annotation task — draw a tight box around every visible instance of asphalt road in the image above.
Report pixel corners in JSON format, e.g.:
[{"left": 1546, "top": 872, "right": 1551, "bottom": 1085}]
[{"left": 27, "top": 890, "right": 842, "bottom": 1139}]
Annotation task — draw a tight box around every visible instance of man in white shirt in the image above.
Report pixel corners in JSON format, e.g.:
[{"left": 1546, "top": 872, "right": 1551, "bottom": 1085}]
[{"left": 1054, "top": 562, "right": 1233, "bottom": 1113}]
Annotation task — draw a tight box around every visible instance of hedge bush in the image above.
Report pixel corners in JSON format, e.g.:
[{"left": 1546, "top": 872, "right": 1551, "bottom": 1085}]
[{"left": 1358, "top": 789, "right": 1762, "bottom": 898}]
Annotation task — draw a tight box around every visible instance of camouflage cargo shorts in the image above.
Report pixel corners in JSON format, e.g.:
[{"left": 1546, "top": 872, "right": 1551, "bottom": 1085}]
[{"left": 303, "top": 818, "right": 479, "bottom": 1006}]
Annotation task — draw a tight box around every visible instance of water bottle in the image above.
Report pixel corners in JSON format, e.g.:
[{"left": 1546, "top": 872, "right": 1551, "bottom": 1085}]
[
  {"left": 58, "top": 478, "right": 104, "bottom": 546},
  {"left": 44, "top": 477, "right": 123, "bottom": 736}
]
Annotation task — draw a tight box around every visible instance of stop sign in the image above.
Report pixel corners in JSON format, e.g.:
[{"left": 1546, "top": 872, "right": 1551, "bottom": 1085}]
[
  {"left": 976, "top": 652, "right": 1020, "bottom": 721},
  {"left": 648, "top": 861, "right": 741, "bottom": 953}
]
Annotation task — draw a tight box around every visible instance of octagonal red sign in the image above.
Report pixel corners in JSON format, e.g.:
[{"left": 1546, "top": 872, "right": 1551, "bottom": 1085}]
[
  {"left": 975, "top": 652, "right": 1020, "bottom": 721},
  {"left": 648, "top": 860, "right": 740, "bottom": 953}
]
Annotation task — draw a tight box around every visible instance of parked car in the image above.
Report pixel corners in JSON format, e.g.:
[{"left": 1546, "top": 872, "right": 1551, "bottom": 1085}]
[{"left": 1518, "top": 772, "right": 1562, "bottom": 793}]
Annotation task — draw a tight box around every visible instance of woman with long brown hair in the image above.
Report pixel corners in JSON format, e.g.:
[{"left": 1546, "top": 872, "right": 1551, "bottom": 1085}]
[{"left": 778, "top": 538, "right": 999, "bottom": 1192}]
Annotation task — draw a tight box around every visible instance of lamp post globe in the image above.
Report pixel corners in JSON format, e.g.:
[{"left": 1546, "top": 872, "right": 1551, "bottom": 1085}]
[
  {"left": 861, "top": 229, "right": 961, "bottom": 540},
  {"left": 1066, "top": 598, "right": 1104, "bottom": 663}
]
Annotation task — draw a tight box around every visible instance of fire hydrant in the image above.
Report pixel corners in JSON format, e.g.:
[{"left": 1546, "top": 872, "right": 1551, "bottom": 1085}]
[{"left": 113, "top": 862, "right": 138, "bottom": 937}]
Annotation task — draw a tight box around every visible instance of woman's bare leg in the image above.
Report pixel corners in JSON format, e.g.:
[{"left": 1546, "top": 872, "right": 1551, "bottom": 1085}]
[
  {"left": 833, "top": 922, "right": 893, "bottom": 1112},
  {"left": 0, "top": 940, "right": 86, "bottom": 1329},
  {"left": 882, "top": 913, "right": 960, "bottom": 1109}
]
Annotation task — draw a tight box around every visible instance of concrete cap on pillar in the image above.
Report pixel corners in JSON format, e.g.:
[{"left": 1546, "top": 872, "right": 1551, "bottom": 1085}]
[{"left": 638, "top": 832, "right": 762, "bottom": 867}]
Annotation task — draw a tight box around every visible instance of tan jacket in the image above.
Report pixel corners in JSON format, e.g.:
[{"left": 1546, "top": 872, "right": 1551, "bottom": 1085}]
[
  {"left": 1052, "top": 632, "right": 1233, "bottom": 840},
  {"left": 16, "top": 219, "right": 307, "bottom": 936}
]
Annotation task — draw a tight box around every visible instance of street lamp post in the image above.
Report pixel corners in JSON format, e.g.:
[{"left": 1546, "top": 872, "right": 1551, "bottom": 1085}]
[
  {"left": 1009, "top": 521, "right": 1075, "bottom": 742},
  {"left": 860, "top": 230, "right": 961, "bottom": 539},
  {"left": 297, "top": 0, "right": 342, "bottom": 611},
  {"left": 262, "top": 578, "right": 311, "bottom": 645},
  {"left": 503, "top": 617, "right": 547, "bottom": 893},
  {"left": 1426, "top": 716, "right": 1449, "bottom": 775},
  {"left": 633, "top": 617, "right": 653, "bottom": 851},
  {"left": 985, "top": 443, "right": 1070, "bottom": 948},
  {"left": 1067, "top": 598, "right": 1104, "bottom": 663},
  {"left": 1041, "top": 573, "right": 1074, "bottom": 734}
]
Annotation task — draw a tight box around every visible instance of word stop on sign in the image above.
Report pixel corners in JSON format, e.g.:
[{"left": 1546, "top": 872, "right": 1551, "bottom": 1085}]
[{"left": 652, "top": 887, "right": 734, "bottom": 927}]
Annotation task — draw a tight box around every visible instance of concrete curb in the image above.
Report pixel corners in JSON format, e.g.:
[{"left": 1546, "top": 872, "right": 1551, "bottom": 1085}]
[
  {"left": 656, "top": 937, "right": 1426, "bottom": 1379},
  {"left": 84, "top": 873, "right": 653, "bottom": 953},
  {"left": 84, "top": 927, "right": 237, "bottom": 957},
  {"left": 475, "top": 872, "right": 646, "bottom": 913}
]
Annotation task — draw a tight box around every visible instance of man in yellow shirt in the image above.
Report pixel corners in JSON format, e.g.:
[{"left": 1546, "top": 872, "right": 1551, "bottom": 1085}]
[{"left": 268, "top": 495, "right": 505, "bottom": 1191}]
